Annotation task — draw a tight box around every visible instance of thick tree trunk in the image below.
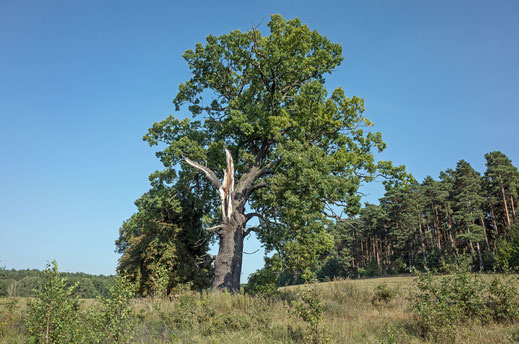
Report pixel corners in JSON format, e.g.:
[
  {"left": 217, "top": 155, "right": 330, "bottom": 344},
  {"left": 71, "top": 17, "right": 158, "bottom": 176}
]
[
  {"left": 184, "top": 147, "right": 271, "bottom": 292},
  {"left": 213, "top": 212, "right": 245, "bottom": 291}
]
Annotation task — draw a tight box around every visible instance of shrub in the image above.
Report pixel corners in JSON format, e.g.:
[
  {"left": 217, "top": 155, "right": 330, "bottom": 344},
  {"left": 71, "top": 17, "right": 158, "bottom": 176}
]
[
  {"left": 26, "top": 260, "right": 81, "bottom": 344},
  {"left": 246, "top": 255, "right": 282, "bottom": 296},
  {"left": 414, "top": 260, "right": 486, "bottom": 334},
  {"left": 372, "top": 283, "right": 396, "bottom": 305},
  {"left": 496, "top": 221, "right": 519, "bottom": 271},
  {"left": 288, "top": 283, "right": 331, "bottom": 343},
  {"left": 486, "top": 273, "right": 519, "bottom": 322},
  {"left": 413, "top": 257, "right": 519, "bottom": 340},
  {"left": 85, "top": 275, "right": 136, "bottom": 344}
]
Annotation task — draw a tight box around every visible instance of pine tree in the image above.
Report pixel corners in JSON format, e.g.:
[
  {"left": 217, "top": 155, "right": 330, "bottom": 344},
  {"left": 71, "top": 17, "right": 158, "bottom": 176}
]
[
  {"left": 484, "top": 151, "right": 519, "bottom": 234},
  {"left": 451, "top": 160, "right": 487, "bottom": 270}
]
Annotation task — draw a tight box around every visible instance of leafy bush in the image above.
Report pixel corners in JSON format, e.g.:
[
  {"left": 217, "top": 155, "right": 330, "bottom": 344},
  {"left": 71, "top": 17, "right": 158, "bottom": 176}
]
[
  {"left": 413, "top": 258, "right": 519, "bottom": 340},
  {"left": 496, "top": 221, "right": 519, "bottom": 271},
  {"left": 288, "top": 283, "right": 331, "bottom": 343},
  {"left": 25, "top": 261, "right": 135, "bottom": 344},
  {"left": 486, "top": 273, "right": 519, "bottom": 322},
  {"left": 246, "top": 268, "right": 279, "bottom": 296},
  {"left": 359, "top": 261, "right": 381, "bottom": 277},
  {"left": 26, "top": 260, "right": 81, "bottom": 344},
  {"left": 372, "top": 283, "right": 396, "bottom": 305},
  {"left": 81, "top": 275, "right": 135, "bottom": 344}
]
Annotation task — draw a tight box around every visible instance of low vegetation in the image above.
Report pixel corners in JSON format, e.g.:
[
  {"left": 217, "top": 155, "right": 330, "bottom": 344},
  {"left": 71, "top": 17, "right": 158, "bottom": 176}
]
[{"left": 1, "top": 262, "right": 519, "bottom": 344}]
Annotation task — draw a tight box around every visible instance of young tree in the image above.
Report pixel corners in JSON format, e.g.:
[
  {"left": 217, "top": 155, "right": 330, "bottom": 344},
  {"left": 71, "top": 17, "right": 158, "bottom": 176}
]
[{"left": 145, "top": 15, "right": 405, "bottom": 290}]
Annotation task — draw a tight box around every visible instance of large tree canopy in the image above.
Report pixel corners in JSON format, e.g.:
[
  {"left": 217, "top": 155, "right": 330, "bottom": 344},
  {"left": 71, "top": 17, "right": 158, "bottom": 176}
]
[{"left": 142, "top": 15, "right": 405, "bottom": 290}]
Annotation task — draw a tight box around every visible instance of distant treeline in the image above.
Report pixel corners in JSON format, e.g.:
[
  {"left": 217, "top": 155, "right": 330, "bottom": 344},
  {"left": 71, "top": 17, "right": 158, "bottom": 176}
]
[{"left": 0, "top": 267, "right": 115, "bottom": 298}]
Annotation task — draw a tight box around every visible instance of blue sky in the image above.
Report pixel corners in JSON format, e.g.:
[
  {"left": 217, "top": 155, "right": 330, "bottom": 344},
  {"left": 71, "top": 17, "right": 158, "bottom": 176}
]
[{"left": 1, "top": 0, "right": 518, "bottom": 279}]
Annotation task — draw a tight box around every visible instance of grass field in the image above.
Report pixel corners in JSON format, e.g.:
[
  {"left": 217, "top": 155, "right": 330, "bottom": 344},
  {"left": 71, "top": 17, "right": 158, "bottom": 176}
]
[{"left": 1, "top": 275, "right": 519, "bottom": 343}]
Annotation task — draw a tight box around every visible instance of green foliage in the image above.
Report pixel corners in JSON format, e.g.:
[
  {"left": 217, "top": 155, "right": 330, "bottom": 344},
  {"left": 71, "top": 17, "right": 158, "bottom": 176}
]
[
  {"left": 414, "top": 260, "right": 485, "bottom": 331},
  {"left": 413, "top": 258, "right": 519, "bottom": 340},
  {"left": 486, "top": 273, "right": 519, "bottom": 322},
  {"left": 23, "top": 261, "right": 136, "bottom": 344},
  {"left": 0, "top": 268, "right": 113, "bottom": 298},
  {"left": 141, "top": 14, "right": 407, "bottom": 284},
  {"left": 288, "top": 283, "right": 329, "bottom": 343},
  {"left": 246, "top": 255, "right": 282, "bottom": 296},
  {"left": 26, "top": 261, "right": 81, "bottom": 344},
  {"left": 372, "top": 283, "right": 396, "bottom": 305},
  {"left": 116, "top": 177, "right": 212, "bottom": 295},
  {"left": 84, "top": 276, "right": 136, "bottom": 344},
  {"left": 149, "top": 264, "right": 170, "bottom": 298},
  {"left": 496, "top": 221, "right": 519, "bottom": 270}
]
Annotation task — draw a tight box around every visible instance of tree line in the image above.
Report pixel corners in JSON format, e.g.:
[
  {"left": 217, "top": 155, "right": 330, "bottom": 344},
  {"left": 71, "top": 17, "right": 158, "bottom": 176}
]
[
  {"left": 313, "top": 151, "right": 519, "bottom": 280},
  {"left": 0, "top": 267, "right": 114, "bottom": 298}
]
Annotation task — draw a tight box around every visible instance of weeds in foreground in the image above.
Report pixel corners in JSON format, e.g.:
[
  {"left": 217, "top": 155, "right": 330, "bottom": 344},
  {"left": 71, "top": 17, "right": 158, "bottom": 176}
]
[
  {"left": 25, "top": 261, "right": 134, "bottom": 344},
  {"left": 1, "top": 264, "right": 519, "bottom": 343},
  {"left": 26, "top": 261, "right": 81, "bottom": 344},
  {"left": 413, "top": 259, "right": 519, "bottom": 342},
  {"left": 288, "top": 282, "right": 332, "bottom": 343}
]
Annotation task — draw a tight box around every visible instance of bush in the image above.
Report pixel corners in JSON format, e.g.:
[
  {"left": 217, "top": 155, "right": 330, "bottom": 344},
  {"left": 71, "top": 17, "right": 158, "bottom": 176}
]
[
  {"left": 288, "top": 283, "right": 331, "bottom": 344},
  {"left": 413, "top": 257, "right": 519, "bottom": 340},
  {"left": 372, "top": 283, "right": 396, "bottom": 305},
  {"left": 25, "top": 261, "right": 136, "bottom": 344},
  {"left": 246, "top": 255, "right": 282, "bottom": 296},
  {"left": 26, "top": 260, "right": 81, "bottom": 344},
  {"left": 414, "top": 260, "right": 485, "bottom": 333},
  {"left": 486, "top": 273, "right": 519, "bottom": 322},
  {"left": 496, "top": 221, "right": 519, "bottom": 271},
  {"left": 83, "top": 275, "right": 135, "bottom": 344}
]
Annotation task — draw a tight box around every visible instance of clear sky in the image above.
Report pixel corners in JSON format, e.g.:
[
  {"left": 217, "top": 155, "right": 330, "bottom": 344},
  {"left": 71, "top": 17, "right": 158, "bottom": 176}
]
[{"left": 1, "top": 0, "right": 518, "bottom": 279}]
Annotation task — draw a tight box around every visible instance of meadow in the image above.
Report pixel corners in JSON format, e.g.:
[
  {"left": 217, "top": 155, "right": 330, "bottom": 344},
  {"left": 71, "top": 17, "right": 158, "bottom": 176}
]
[{"left": 1, "top": 273, "right": 518, "bottom": 344}]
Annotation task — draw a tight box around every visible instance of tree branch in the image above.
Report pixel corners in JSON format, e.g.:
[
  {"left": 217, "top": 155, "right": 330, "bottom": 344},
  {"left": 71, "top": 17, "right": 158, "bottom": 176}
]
[
  {"left": 249, "top": 181, "right": 268, "bottom": 195},
  {"left": 183, "top": 156, "right": 222, "bottom": 190},
  {"left": 244, "top": 226, "right": 260, "bottom": 236},
  {"left": 245, "top": 212, "right": 265, "bottom": 223},
  {"left": 206, "top": 224, "right": 224, "bottom": 232}
]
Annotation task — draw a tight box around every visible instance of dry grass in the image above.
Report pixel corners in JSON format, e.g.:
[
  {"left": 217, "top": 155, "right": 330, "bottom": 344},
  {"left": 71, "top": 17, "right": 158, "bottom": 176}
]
[{"left": 1, "top": 276, "right": 519, "bottom": 343}]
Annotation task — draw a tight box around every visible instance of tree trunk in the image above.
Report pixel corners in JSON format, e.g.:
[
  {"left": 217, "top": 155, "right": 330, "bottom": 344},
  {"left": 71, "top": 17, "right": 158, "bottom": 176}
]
[
  {"left": 417, "top": 213, "right": 427, "bottom": 267},
  {"left": 500, "top": 177, "right": 512, "bottom": 228},
  {"left": 184, "top": 147, "right": 271, "bottom": 292},
  {"left": 479, "top": 213, "right": 489, "bottom": 249},
  {"left": 446, "top": 208, "right": 456, "bottom": 247},
  {"left": 212, "top": 212, "right": 245, "bottom": 290},
  {"left": 475, "top": 241, "right": 484, "bottom": 271},
  {"left": 491, "top": 209, "right": 499, "bottom": 249},
  {"left": 433, "top": 205, "right": 442, "bottom": 250}
]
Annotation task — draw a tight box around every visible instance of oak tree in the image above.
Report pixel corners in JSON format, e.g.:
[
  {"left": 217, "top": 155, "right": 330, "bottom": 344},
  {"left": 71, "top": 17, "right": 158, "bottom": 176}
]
[{"left": 144, "top": 15, "right": 404, "bottom": 290}]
